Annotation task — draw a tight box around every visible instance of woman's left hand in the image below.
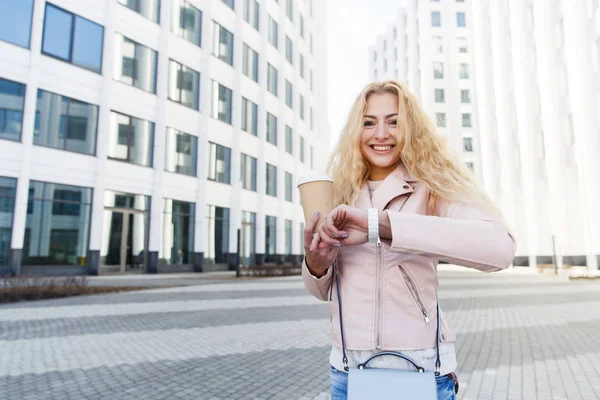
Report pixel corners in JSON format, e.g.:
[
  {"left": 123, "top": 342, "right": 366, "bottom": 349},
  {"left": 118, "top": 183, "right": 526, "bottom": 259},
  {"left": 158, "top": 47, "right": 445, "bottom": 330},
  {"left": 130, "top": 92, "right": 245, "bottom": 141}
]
[{"left": 319, "top": 205, "right": 370, "bottom": 247}]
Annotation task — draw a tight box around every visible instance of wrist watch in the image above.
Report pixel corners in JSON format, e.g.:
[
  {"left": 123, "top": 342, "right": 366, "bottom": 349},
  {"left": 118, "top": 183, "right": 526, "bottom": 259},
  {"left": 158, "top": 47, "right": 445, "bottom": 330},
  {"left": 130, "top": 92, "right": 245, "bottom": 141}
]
[{"left": 367, "top": 208, "right": 379, "bottom": 244}]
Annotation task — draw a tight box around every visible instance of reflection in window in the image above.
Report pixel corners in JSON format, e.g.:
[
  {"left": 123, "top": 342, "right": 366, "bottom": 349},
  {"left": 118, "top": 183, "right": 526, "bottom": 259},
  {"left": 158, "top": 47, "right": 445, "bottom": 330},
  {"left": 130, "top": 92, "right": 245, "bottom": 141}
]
[
  {"left": 285, "top": 126, "right": 293, "bottom": 154},
  {"left": 268, "top": 16, "right": 278, "bottom": 48},
  {"left": 42, "top": 4, "right": 104, "bottom": 73},
  {"left": 266, "top": 163, "right": 277, "bottom": 196},
  {"left": 463, "top": 137, "right": 473, "bottom": 152},
  {"left": 213, "top": 21, "right": 234, "bottom": 66},
  {"left": 165, "top": 128, "right": 197, "bottom": 176},
  {"left": 300, "top": 54, "right": 305, "bottom": 78},
  {"left": 265, "top": 215, "right": 277, "bottom": 263},
  {"left": 23, "top": 181, "right": 92, "bottom": 267},
  {"left": 161, "top": 199, "right": 195, "bottom": 265},
  {"left": 241, "top": 211, "right": 256, "bottom": 265},
  {"left": 118, "top": 0, "right": 160, "bottom": 23},
  {"left": 285, "top": 219, "right": 292, "bottom": 262},
  {"left": 457, "top": 12, "right": 466, "bottom": 27},
  {"left": 300, "top": 136, "right": 305, "bottom": 162},
  {"left": 212, "top": 81, "right": 233, "bottom": 124},
  {"left": 208, "top": 142, "right": 231, "bottom": 184},
  {"left": 431, "top": 11, "right": 441, "bottom": 27},
  {"left": 459, "top": 63, "right": 469, "bottom": 79},
  {"left": 285, "top": 36, "right": 293, "bottom": 65},
  {"left": 240, "top": 153, "right": 257, "bottom": 191},
  {"left": 458, "top": 37, "right": 468, "bottom": 53},
  {"left": 243, "top": 43, "right": 259, "bottom": 83},
  {"left": 285, "top": 172, "right": 293, "bottom": 202},
  {"left": 222, "top": 0, "right": 234, "bottom": 9},
  {"left": 241, "top": 97, "right": 258, "bottom": 136},
  {"left": 267, "top": 64, "right": 278, "bottom": 96},
  {"left": 461, "top": 89, "right": 471, "bottom": 103},
  {"left": 466, "top": 162, "right": 475, "bottom": 172},
  {"left": 0, "top": 78, "right": 26, "bottom": 142},
  {"left": 168, "top": 60, "right": 200, "bottom": 110},
  {"left": 205, "top": 205, "right": 229, "bottom": 265},
  {"left": 0, "top": 0, "right": 34, "bottom": 48},
  {"left": 462, "top": 113, "right": 472, "bottom": 127},
  {"left": 266, "top": 112, "right": 277, "bottom": 146},
  {"left": 115, "top": 34, "right": 158, "bottom": 93},
  {"left": 285, "top": 80, "right": 293, "bottom": 109},
  {"left": 34, "top": 89, "right": 98, "bottom": 155},
  {"left": 0, "top": 177, "right": 17, "bottom": 268},
  {"left": 435, "top": 89, "right": 445, "bottom": 103},
  {"left": 286, "top": 0, "right": 293, "bottom": 21},
  {"left": 243, "top": 0, "right": 259, "bottom": 31},
  {"left": 433, "top": 62, "right": 443, "bottom": 79},
  {"left": 300, "top": 95, "right": 305, "bottom": 120},
  {"left": 172, "top": 0, "right": 202, "bottom": 46},
  {"left": 436, "top": 112, "right": 446, "bottom": 128},
  {"left": 108, "top": 111, "right": 154, "bottom": 167}
]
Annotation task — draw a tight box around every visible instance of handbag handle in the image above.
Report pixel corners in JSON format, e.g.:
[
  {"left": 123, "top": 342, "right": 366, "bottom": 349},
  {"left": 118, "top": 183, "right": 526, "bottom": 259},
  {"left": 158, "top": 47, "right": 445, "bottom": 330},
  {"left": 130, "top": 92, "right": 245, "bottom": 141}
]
[{"left": 357, "top": 351, "right": 425, "bottom": 373}]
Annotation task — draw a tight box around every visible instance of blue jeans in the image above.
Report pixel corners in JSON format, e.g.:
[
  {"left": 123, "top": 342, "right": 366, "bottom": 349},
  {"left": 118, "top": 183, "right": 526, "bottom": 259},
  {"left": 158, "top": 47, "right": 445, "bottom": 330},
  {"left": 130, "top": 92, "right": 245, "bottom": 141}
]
[{"left": 330, "top": 366, "right": 457, "bottom": 400}]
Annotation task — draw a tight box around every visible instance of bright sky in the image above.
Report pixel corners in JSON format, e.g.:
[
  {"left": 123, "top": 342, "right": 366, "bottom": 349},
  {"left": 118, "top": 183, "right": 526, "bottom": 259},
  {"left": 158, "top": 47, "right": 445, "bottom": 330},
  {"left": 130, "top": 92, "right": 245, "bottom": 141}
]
[{"left": 326, "top": 0, "right": 401, "bottom": 147}]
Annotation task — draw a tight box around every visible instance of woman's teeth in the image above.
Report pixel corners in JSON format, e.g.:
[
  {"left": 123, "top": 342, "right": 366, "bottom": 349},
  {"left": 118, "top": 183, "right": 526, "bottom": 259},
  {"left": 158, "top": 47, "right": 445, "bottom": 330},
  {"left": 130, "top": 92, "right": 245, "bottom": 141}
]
[{"left": 373, "top": 145, "right": 392, "bottom": 151}]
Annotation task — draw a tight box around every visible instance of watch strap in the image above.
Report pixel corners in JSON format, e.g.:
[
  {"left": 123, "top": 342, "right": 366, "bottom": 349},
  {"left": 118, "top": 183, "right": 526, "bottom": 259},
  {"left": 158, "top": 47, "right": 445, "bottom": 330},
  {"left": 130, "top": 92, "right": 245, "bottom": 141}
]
[{"left": 367, "top": 208, "right": 379, "bottom": 244}]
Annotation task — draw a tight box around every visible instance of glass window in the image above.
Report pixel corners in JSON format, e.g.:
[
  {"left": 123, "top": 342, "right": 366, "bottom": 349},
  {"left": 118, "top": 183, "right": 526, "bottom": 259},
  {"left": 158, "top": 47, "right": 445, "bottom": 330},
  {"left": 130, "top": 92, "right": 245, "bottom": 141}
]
[
  {"left": 244, "top": 0, "right": 259, "bottom": 31},
  {"left": 285, "top": 125, "right": 293, "bottom": 154},
  {"left": 34, "top": 89, "right": 98, "bottom": 155},
  {"left": 462, "top": 113, "right": 472, "bottom": 127},
  {"left": 285, "top": 219, "right": 292, "bottom": 261},
  {"left": 265, "top": 215, "right": 277, "bottom": 263},
  {"left": 168, "top": 59, "right": 200, "bottom": 110},
  {"left": 433, "top": 62, "right": 443, "bottom": 79},
  {"left": 266, "top": 163, "right": 277, "bottom": 196},
  {"left": 161, "top": 199, "right": 195, "bottom": 265},
  {"left": 435, "top": 89, "right": 445, "bottom": 103},
  {"left": 213, "top": 21, "right": 234, "bottom": 66},
  {"left": 266, "top": 112, "right": 277, "bottom": 145},
  {"left": 240, "top": 153, "right": 257, "bottom": 191},
  {"left": 300, "top": 136, "right": 305, "bottom": 162},
  {"left": 172, "top": 0, "right": 202, "bottom": 46},
  {"left": 466, "top": 162, "right": 475, "bottom": 172},
  {"left": 299, "top": 95, "right": 305, "bottom": 120},
  {"left": 458, "top": 37, "right": 468, "bottom": 53},
  {"left": 208, "top": 142, "right": 231, "bottom": 184},
  {"left": 0, "top": 177, "right": 17, "bottom": 268},
  {"left": 285, "top": 172, "right": 293, "bottom": 202},
  {"left": 268, "top": 16, "right": 278, "bottom": 48},
  {"left": 310, "top": 107, "right": 314, "bottom": 130},
  {"left": 461, "top": 89, "right": 471, "bottom": 103},
  {"left": 222, "top": 0, "right": 234, "bottom": 9},
  {"left": 300, "top": 14, "right": 305, "bottom": 38},
  {"left": 431, "top": 11, "right": 441, "bottom": 27},
  {"left": 286, "top": 0, "right": 293, "bottom": 21},
  {"left": 457, "top": 12, "right": 466, "bottom": 27},
  {"left": 243, "top": 43, "right": 259, "bottom": 82},
  {"left": 108, "top": 111, "right": 154, "bottom": 167},
  {"left": 286, "top": 36, "right": 293, "bottom": 65},
  {"left": 285, "top": 80, "right": 293, "bottom": 109},
  {"left": 463, "top": 137, "right": 473, "bottom": 152},
  {"left": 165, "top": 128, "right": 197, "bottom": 176},
  {"left": 205, "top": 205, "right": 229, "bottom": 265},
  {"left": 0, "top": 0, "right": 34, "bottom": 48},
  {"left": 118, "top": 0, "right": 160, "bottom": 23},
  {"left": 212, "top": 81, "right": 233, "bottom": 124},
  {"left": 310, "top": 146, "right": 314, "bottom": 169},
  {"left": 241, "top": 97, "right": 258, "bottom": 136},
  {"left": 267, "top": 64, "right": 278, "bottom": 96},
  {"left": 300, "top": 54, "right": 305, "bottom": 78},
  {"left": 460, "top": 63, "right": 469, "bottom": 79},
  {"left": 310, "top": 70, "right": 313, "bottom": 92},
  {"left": 241, "top": 210, "right": 256, "bottom": 265},
  {"left": 0, "top": 78, "right": 26, "bottom": 142},
  {"left": 115, "top": 34, "right": 158, "bottom": 93},
  {"left": 42, "top": 4, "right": 104, "bottom": 73},
  {"left": 436, "top": 112, "right": 446, "bottom": 128},
  {"left": 433, "top": 35, "right": 443, "bottom": 53},
  {"left": 23, "top": 181, "right": 92, "bottom": 267},
  {"left": 310, "top": 33, "right": 313, "bottom": 54}
]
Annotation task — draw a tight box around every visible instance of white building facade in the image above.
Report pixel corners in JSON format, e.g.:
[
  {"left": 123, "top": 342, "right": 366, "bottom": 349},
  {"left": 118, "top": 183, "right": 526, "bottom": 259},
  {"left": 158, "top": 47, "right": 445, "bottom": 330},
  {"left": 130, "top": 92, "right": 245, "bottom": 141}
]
[
  {"left": 368, "top": 0, "right": 482, "bottom": 179},
  {"left": 471, "top": 0, "right": 600, "bottom": 270},
  {"left": 0, "top": 0, "right": 329, "bottom": 276}
]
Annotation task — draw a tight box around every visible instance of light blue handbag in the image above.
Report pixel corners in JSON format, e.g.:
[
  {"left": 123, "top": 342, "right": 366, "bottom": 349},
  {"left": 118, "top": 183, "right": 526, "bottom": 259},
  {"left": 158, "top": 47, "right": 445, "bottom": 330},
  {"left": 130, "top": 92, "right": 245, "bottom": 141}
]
[{"left": 334, "top": 269, "right": 442, "bottom": 400}]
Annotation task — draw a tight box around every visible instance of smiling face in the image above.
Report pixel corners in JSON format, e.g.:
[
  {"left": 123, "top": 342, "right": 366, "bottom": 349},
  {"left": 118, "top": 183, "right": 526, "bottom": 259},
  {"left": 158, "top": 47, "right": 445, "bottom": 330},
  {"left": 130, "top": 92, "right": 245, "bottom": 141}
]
[{"left": 360, "top": 92, "right": 404, "bottom": 181}]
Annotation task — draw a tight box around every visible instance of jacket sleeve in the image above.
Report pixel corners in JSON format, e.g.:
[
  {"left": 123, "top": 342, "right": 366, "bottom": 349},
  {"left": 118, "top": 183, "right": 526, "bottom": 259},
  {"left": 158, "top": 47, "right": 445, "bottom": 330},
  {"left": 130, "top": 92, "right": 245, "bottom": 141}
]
[
  {"left": 387, "top": 201, "right": 517, "bottom": 272},
  {"left": 301, "top": 258, "right": 333, "bottom": 301}
]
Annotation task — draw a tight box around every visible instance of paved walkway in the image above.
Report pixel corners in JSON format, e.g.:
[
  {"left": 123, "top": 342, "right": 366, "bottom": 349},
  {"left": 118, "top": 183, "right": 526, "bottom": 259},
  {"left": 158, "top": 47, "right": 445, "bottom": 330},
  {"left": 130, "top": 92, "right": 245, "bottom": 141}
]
[{"left": 0, "top": 267, "right": 599, "bottom": 399}]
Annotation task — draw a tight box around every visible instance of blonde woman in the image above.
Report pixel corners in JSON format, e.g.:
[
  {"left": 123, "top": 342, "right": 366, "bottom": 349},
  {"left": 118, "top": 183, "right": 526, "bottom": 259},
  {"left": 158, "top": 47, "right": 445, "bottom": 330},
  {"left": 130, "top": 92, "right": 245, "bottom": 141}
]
[{"left": 302, "top": 80, "right": 516, "bottom": 400}]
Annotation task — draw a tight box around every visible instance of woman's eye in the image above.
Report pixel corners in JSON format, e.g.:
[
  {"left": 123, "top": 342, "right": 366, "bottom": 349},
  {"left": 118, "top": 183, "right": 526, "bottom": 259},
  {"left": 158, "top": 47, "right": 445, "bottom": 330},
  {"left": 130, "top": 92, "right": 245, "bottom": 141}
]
[
  {"left": 389, "top": 120, "right": 398, "bottom": 126},
  {"left": 364, "top": 121, "right": 375, "bottom": 127}
]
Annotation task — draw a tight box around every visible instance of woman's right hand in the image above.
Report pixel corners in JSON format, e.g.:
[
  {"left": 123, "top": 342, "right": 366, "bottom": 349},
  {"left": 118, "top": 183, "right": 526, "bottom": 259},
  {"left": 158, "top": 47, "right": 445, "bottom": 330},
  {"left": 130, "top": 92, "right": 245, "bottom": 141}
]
[{"left": 303, "top": 211, "right": 342, "bottom": 277}]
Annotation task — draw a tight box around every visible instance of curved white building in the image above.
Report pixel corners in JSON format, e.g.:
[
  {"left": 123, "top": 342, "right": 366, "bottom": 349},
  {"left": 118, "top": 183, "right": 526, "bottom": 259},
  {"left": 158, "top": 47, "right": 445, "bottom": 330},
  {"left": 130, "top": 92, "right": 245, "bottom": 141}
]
[{"left": 0, "top": 0, "right": 329, "bottom": 275}]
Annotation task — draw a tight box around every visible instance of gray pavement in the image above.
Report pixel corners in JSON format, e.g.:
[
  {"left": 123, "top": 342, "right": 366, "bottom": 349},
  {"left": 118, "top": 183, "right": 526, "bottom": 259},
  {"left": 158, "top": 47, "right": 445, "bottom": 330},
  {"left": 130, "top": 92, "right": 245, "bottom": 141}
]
[{"left": 0, "top": 267, "right": 599, "bottom": 399}]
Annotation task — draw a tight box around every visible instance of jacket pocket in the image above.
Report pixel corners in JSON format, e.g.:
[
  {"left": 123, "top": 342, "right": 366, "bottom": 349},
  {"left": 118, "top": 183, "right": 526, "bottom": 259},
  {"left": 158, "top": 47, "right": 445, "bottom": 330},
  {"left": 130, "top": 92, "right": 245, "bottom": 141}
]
[{"left": 397, "top": 264, "right": 430, "bottom": 326}]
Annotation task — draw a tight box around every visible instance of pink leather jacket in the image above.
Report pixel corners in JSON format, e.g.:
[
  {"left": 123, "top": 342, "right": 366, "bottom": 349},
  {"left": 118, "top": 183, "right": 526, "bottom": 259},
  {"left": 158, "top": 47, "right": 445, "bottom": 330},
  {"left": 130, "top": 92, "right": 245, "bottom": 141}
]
[{"left": 302, "top": 164, "right": 517, "bottom": 351}]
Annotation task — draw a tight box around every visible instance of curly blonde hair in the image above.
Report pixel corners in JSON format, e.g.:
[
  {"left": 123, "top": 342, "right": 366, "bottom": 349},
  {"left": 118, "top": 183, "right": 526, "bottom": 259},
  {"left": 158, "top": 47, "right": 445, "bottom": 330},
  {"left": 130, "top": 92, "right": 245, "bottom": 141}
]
[{"left": 326, "top": 80, "right": 501, "bottom": 218}]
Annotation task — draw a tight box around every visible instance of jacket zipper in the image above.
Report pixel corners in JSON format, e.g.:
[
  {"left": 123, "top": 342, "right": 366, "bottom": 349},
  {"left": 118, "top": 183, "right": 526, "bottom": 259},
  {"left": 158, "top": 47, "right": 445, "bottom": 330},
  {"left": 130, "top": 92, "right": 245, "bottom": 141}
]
[
  {"left": 375, "top": 236, "right": 382, "bottom": 349},
  {"left": 398, "top": 264, "right": 430, "bottom": 326}
]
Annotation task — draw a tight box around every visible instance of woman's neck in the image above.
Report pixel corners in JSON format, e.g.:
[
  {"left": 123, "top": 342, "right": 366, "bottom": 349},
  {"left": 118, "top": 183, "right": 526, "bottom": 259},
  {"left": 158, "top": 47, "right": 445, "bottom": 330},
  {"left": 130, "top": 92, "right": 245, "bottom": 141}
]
[{"left": 368, "top": 165, "right": 396, "bottom": 181}]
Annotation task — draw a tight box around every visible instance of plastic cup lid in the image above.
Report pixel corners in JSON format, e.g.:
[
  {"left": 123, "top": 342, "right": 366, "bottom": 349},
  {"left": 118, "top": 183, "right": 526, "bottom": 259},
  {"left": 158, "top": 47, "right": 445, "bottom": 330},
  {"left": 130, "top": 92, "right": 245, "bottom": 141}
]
[{"left": 297, "top": 174, "right": 333, "bottom": 187}]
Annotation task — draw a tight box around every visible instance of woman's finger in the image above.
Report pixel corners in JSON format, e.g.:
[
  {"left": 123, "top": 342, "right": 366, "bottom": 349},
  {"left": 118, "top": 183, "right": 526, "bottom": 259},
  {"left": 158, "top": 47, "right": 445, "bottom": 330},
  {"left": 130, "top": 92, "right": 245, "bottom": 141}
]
[
  {"left": 309, "top": 230, "right": 321, "bottom": 252},
  {"left": 303, "top": 211, "right": 321, "bottom": 251},
  {"left": 324, "top": 209, "right": 347, "bottom": 239},
  {"left": 318, "top": 223, "right": 341, "bottom": 247}
]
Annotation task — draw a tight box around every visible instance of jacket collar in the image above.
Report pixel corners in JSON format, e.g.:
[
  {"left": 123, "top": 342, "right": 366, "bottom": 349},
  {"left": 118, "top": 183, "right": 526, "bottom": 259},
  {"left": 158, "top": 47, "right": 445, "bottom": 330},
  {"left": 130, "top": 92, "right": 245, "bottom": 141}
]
[{"left": 359, "top": 163, "right": 417, "bottom": 210}]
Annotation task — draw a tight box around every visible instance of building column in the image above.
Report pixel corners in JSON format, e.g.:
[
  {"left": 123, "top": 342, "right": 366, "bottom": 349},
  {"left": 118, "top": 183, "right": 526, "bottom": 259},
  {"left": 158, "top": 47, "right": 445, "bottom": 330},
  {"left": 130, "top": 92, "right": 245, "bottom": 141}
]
[
  {"left": 9, "top": 0, "right": 46, "bottom": 276},
  {"left": 561, "top": 0, "right": 600, "bottom": 270}
]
